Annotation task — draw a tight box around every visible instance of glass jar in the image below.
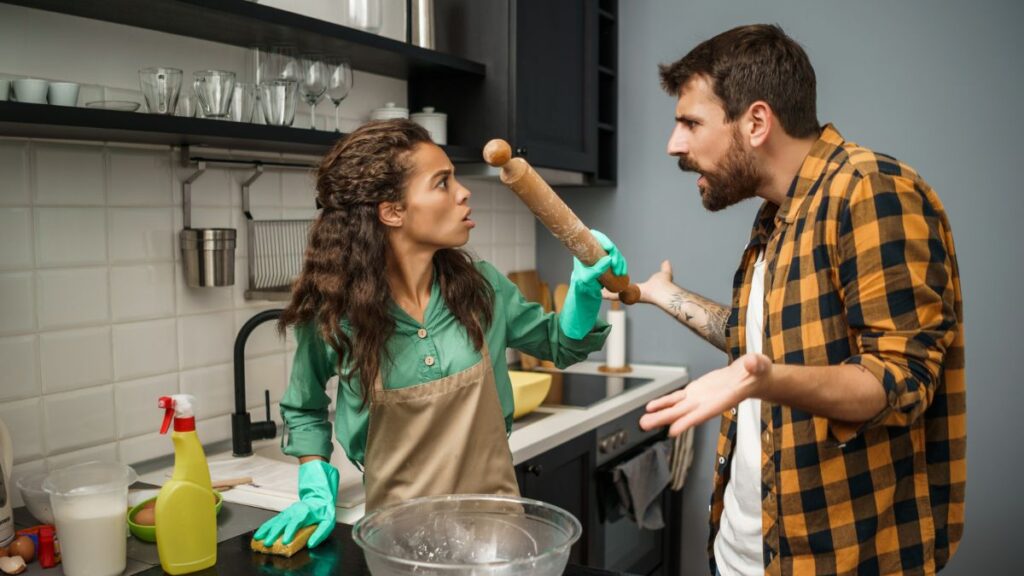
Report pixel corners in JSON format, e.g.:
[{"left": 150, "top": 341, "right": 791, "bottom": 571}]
[{"left": 342, "top": 0, "right": 382, "bottom": 34}]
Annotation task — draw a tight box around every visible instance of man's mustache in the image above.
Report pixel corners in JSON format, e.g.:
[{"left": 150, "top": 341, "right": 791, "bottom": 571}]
[{"left": 677, "top": 157, "right": 700, "bottom": 173}]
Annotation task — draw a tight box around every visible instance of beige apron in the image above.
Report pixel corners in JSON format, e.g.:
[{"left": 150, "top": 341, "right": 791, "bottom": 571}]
[{"left": 363, "top": 341, "right": 521, "bottom": 511}]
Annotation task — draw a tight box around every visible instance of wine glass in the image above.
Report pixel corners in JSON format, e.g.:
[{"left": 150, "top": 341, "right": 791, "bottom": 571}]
[
  {"left": 325, "top": 60, "right": 354, "bottom": 132},
  {"left": 298, "top": 57, "right": 329, "bottom": 130},
  {"left": 260, "top": 46, "right": 301, "bottom": 83}
]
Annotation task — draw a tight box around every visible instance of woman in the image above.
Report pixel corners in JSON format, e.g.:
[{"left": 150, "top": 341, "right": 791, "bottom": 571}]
[{"left": 255, "top": 120, "right": 625, "bottom": 549}]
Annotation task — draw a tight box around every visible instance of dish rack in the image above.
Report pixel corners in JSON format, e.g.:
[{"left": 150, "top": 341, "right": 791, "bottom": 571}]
[
  {"left": 241, "top": 164, "right": 314, "bottom": 301},
  {"left": 180, "top": 147, "right": 318, "bottom": 301}
]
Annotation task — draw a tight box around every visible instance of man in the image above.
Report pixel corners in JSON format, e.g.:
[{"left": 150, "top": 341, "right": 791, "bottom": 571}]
[{"left": 624, "top": 24, "right": 965, "bottom": 575}]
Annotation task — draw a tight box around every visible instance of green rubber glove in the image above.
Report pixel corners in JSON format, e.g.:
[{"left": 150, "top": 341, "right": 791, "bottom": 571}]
[
  {"left": 559, "top": 229, "right": 627, "bottom": 339},
  {"left": 254, "top": 460, "right": 339, "bottom": 549}
]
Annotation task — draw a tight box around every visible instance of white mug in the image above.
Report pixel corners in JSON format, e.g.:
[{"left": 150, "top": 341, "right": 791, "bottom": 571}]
[
  {"left": 0, "top": 79, "right": 9, "bottom": 102},
  {"left": 48, "top": 82, "right": 80, "bottom": 107},
  {"left": 13, "top": 78, "right": 48, "bottom": 104}
]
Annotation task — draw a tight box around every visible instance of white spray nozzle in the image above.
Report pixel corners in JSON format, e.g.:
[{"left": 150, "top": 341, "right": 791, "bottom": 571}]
[{"left": 159, "top": 394, "right": 197, "bottom": 434}]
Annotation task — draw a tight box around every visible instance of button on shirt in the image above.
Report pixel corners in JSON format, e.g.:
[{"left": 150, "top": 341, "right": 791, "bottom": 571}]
[
  {"left": 709, "top": 125, "right": 966, "bottom": 575},
  {"left": 279, "top": 261, "right": 611, "bottom": 468}
]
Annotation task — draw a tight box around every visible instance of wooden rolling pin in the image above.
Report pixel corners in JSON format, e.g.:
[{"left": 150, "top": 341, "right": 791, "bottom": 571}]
[{"left": 483, "top": 139, "right": 641, "bottom": 304}]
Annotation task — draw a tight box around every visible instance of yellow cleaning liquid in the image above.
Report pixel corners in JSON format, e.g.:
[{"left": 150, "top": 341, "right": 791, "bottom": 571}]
[{"left": 155, "top": 395, "right": 217, "bottom": 574}]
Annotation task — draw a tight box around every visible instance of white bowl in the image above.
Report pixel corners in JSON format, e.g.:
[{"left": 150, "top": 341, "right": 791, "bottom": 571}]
[{"left": 16, "top": 470, "right": 55, "bottom": 524}]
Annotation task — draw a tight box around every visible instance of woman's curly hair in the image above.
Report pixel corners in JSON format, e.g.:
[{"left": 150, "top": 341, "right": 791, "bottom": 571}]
[{"left": 280, "top": 120, "right": 493, "bottom": 407}]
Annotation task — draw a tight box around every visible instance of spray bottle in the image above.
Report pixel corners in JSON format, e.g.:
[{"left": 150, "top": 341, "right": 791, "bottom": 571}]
[{"left": 155, "top": 394, "right": 217, "bottom": 574}]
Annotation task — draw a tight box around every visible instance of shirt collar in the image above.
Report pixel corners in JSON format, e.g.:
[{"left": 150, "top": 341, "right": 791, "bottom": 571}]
[
  {"left": 776, "top": 123, "right": 846, "bottom": 224},
  {"left": 389, "top": 267, "right": 442, "bottom": 331}
]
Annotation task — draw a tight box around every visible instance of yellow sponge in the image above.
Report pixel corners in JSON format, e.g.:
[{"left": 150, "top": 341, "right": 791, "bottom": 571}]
[{"left": 250, "top": 525, "right": 317, "bottom": 558}]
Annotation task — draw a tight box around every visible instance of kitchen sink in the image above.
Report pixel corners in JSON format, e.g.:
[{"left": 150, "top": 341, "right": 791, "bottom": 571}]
[{"left": 205, "top": 434, "right": 366, "bottom": 511}]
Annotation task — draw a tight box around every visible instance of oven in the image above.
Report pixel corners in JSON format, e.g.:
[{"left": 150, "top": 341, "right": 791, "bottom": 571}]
[{"left": 589, "top": 403, "right": 681, "bottom": 576}]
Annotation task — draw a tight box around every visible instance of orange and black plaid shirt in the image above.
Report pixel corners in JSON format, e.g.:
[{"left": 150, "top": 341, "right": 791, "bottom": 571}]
[{"left": 710, "top": 125, "right": 965, "bottom": 575}]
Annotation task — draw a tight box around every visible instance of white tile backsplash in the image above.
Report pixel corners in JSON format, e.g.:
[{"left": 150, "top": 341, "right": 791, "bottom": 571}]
[
  {"left": 243, "top": 353, "right": 287, "bottom": 410},
  {"left": 282, "top": 171, "right": 317, "bottom": 207},
  {"left": 46, "top": 443, "right": 119, "bottom": 471},
  {"left": 493, "top": 210, "right": 517, "bottom": 245},
  {"left": 0, "top": 207, "right": 34, "bottom": 270},
  {"left": 108, "top": 208, "right": 174, "bottom": 263},
  {"left": 34, "top": 143, "right": 105, "bottom": 206},
  {"left": 112, "top": 319, "right": 178, "bottom": 380},
  {"left": 179, "top": 363, "right": 235, "bottom": 420},
  {"left": 0, "top": 140, "right": 29, "bottom": 205},
  {"left": 0, "top": 271, "right": 35, "bottom": 334},
  {"left": 118, "top": 432, "right": 174, "bottom": 465},
  {"left": 35, "top": 207, "right": 107, "bottom": 266},
  {"left": 36, "top": 267, "right": 109, "bottom": 329},
  {"left": 0, "top": 397, "right": 44, "bottom": 463},
  {"left": 44, "top": 385, "right": 116, "bottom": 454},
  {"left": 39, "top": 326, "right": 112, "bottom": 393},
  {"left": 115, "top": 373, "right": 179, "bottom": 438},
  {"left": 108, "top": 147, "right": 173, "bottom": 206},
  {"left": 110, "top": 264, "right": 175, "bottom": 321},
  {"left": 0, "top": 335, "right": 39, "bottom": 401},
  {"left": 178, "top": 311, "right": 235, "bottom": 369}
]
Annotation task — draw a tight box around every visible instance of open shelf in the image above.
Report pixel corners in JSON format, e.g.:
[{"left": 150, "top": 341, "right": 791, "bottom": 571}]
[
  {"left": 2, "top": 0, "right": 486, "bottom": 80},
  {"left": 0, "top": 101, "right": 481, "bottom": 161}
]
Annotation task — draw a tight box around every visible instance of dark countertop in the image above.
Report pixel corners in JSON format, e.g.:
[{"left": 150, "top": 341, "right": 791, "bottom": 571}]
[
  {"left": 136, "top": 526, "right": 628, "bottom": 576},
  {"left": 15, "top": 500, "right": 629, "bottom": 576}
]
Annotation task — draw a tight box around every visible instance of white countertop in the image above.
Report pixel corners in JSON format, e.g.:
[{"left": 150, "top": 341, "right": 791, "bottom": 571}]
[{"left": 140, "top": 361, "right": 689, "bottom": 525}]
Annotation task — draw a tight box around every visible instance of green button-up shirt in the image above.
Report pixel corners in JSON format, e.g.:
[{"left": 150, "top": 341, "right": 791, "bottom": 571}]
[{"left": 279, "top": 260, "right": 610, "bottom": 467}]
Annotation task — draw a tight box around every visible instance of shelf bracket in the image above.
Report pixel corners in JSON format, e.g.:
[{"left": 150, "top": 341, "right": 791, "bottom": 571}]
[{"left": 181, "top": 161, "right": 207, "bottom": 230}]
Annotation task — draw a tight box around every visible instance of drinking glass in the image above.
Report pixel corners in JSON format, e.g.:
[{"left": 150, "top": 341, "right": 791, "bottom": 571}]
[
  {"left": 298, "top": 57, "right": 329, "bottom": 130},
  {"left": 139, "top": 67, "right": 182, "bottom": 115},
  {"left": 193, "top": 70, "right": 235, "bottom": 118},
  {"left": 259, "top": 79, "right": 298, "bottom": 127},
  {"left": 325, "top": 60, "right": 354, "bottom": 132}
]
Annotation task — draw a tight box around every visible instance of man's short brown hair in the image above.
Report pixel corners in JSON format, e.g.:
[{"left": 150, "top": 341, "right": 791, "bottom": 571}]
[{"left": 660, "top": 24, "right": 820, "bottom": 138}]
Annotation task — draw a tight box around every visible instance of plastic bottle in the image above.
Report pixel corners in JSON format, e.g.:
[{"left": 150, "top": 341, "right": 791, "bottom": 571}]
[{"left": 155, "top": 395, "right": 217, "bottom": 574}]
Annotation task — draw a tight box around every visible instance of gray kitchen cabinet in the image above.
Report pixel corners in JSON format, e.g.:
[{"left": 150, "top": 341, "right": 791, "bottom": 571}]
[
  {"left": 515, "top": 430, "right": 597, "bottom": 566},
  {"left": 413, "top": 0, "right": 618, "bottom": 182}
]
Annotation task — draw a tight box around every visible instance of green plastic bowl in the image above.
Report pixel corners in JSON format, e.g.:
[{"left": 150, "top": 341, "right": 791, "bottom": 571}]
[{"left": 127, "top": 490, "right": 223, "bottom": 543}]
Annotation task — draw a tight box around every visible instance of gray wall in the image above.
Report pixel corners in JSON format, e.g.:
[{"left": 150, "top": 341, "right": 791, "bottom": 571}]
[{"left": 536, "top": 1, "right": 1024, "bottom": 573}]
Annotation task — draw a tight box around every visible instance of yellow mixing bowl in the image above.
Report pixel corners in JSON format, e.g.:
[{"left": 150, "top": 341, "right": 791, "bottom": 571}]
[{"left": 509, "top": 371, "right": 552, "bottom": 419}]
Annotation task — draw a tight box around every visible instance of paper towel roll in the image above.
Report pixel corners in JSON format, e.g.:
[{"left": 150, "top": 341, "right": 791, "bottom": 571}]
[{"left": 606, "top": 308, "right": 626, "bottom": 368}]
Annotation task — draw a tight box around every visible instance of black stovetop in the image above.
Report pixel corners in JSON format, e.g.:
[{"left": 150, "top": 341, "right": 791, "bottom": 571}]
[
  {"left": 539, "top": 371, "right": 653, "bottom": 409},
  {"left": 134, "top": 525, "right": 632, "bottom": 576}
]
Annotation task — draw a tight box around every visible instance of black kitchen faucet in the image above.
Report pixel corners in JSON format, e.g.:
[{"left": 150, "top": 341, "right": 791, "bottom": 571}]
[{"left": 232, "top": 308, "right": 283, "bottom": 456}]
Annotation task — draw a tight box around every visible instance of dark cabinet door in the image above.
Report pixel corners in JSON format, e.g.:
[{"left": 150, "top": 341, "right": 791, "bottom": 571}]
[
  {"left": 515, "top": 431, "right": 596, "bottom": 565},
  {"left": 512, "top": 0, "right": 597, "bottom": 173}
]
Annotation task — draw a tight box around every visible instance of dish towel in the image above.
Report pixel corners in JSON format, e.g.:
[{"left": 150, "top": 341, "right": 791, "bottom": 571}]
[
  {"left": 611, "top": 439, "right": 673, "bottom": 530},
  {"left": 670, "top": 427, "right": 696, "bottom": 492}
]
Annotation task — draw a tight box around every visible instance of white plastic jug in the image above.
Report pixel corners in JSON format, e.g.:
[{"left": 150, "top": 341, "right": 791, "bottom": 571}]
[
  {"left": 43, "top": 461, "right": 137, "bottom": 576},
  {"left": 0, "top": 416, "right": 13, "bottom": 546}
]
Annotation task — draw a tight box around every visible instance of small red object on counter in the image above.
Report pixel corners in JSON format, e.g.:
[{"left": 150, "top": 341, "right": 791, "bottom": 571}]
[{"left": 37, "top": 526, "right": 56, "bottom": 569}]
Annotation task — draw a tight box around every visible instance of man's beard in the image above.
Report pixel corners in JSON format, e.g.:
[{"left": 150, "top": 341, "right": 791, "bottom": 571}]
[{"left": 678, "top": 130, "right": 763, "bottom": 212}]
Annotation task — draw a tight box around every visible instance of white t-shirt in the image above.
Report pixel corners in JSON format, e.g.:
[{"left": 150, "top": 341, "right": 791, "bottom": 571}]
[{"left": 713, "top": 251, "right": 766, "bottom": 575}]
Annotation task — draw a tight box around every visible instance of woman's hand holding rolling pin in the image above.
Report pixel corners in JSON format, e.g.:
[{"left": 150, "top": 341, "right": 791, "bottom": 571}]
[{"left": 559, "top": 230, "right": 627, "bottom": 339}]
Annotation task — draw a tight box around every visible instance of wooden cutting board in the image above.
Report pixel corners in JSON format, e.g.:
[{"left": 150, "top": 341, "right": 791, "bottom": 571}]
[
  {"left": 507, "top": 270, "right": 544, "bottom": 369},
  {"left": 553, "top": 283, "right": 569, "bottom": 313}
]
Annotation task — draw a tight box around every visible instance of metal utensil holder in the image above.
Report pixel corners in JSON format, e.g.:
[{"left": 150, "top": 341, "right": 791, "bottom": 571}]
[
  {"left": 179, "top": 148, "right": 318, "bottom": 296},
  {"left": 180, "top": 160, "right": 237, "bottom": 287}
]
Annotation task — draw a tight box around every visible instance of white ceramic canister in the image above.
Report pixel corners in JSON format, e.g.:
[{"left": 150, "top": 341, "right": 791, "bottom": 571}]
[
  {"left": 410, "top": 106, "right": 447, "bottom": 145},
  {"left": 369, "top": 102, "right": 409, "bottom": 121}
]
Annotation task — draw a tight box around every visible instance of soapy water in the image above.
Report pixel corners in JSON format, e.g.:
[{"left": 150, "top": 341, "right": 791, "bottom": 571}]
[{"left": 383, "top": 511, "right": 563, "bottom": 565}]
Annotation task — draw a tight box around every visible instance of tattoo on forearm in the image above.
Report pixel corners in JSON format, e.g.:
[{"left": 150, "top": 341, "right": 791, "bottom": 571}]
[{"left": 666, "top": 289, "right": 729, "bottom": 352}]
